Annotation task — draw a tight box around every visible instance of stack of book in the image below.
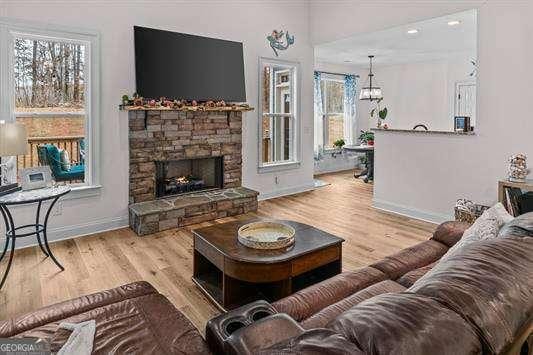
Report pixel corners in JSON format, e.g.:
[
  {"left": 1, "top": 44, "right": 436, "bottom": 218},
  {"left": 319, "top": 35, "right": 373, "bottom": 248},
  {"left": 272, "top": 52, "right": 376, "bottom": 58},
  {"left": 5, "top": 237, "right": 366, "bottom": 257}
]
[{"left": 504, "top": 186, "right": 528, "bottom": 217}]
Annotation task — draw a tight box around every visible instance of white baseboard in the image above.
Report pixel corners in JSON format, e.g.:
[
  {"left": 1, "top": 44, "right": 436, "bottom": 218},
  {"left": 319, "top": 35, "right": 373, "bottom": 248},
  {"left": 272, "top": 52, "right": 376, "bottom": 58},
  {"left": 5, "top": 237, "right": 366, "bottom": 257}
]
[
  {"left": 258, "top": 182, "right": 316, "bottom": 201},
  {"left": 372, "top": 198, "right": 452, "bottom": 224},
  {"left": 14, "top": 215, "right": 129, "bottom": 250},
  {"left": 314, "top": 167, "right": 355, "bottom": 175}
]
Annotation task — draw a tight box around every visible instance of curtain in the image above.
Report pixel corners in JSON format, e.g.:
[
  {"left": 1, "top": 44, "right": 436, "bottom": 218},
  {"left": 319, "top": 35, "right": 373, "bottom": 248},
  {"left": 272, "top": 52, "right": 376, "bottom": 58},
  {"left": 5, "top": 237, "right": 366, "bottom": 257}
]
[
  {"left": 343, "top": 74, "right": 357, "bottom": 145},
  {"left": 313, "top": 71, "right": 324, "bottom": 156}
]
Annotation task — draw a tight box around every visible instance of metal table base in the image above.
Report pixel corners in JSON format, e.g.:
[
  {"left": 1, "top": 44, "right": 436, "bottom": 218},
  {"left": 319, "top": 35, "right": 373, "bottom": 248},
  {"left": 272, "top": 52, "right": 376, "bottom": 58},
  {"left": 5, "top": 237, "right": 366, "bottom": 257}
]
[{"left": 0, "top": 187, "right": 69, "bottom": 289}]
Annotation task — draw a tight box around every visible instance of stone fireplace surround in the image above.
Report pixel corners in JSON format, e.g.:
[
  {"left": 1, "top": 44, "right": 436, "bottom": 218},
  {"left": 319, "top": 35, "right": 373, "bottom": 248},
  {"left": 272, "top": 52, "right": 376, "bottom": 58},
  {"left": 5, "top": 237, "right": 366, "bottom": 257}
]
[
  {"left": 127, "top": 109, "right": 258, "bottom": 236},
  {"left": 155, "top": 157, "right": 224, "bottom": 198}
]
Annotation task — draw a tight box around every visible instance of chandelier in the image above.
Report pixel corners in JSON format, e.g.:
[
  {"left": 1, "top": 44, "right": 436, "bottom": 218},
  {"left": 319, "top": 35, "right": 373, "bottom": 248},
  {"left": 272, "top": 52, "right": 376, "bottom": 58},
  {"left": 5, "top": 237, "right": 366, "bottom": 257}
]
[{"left": 359, "top": 55, "right": 383, "bottom": 101}]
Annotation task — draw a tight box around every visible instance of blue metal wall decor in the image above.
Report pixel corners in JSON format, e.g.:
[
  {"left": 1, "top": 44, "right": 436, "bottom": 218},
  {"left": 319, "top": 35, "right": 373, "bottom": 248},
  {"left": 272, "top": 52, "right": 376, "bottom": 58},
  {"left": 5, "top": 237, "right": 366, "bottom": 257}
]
[{"left": 267, "top": 30, "right": 295, "bottom": 57}]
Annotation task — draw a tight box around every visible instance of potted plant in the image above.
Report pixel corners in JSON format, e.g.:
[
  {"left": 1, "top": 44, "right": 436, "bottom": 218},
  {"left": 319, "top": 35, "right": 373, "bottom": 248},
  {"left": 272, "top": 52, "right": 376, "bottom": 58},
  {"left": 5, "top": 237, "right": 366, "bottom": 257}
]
[
  {"left": 370, "top": 98, "right": 388, "bottom": 128},
  {"left": 359, "top": 130, "right": 375, "bottom": 146},
  {"left": 121, "top": 94, "right": 130, "bottom": 106},
  {"left": 333, "top": 139, "right": 345, "bottom": 149}
]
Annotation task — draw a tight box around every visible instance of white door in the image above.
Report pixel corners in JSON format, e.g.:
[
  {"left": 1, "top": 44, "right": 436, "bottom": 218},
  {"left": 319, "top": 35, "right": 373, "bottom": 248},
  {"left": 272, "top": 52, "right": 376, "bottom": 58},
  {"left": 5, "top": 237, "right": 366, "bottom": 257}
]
[{"left": 455, "top": 82, "right": 476, "bottom": 128}]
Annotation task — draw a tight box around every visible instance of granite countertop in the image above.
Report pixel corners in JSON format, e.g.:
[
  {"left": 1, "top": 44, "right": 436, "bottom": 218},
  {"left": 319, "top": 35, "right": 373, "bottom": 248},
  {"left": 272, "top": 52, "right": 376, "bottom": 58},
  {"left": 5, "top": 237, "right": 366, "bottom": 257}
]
[
  {"left": 371, "top": 128, "right": 475, "bottom": 136},
  {"left": 0, "top": 185, "right": 71, "bottom": 204}
]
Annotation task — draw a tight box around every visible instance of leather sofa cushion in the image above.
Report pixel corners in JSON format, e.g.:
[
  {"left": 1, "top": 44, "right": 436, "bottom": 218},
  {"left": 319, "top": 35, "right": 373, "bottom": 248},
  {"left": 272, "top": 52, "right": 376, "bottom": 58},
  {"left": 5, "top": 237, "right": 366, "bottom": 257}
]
[
  {"left": 301, "top": 280, "right": 405, "bottom": 330},
  {"left": 257, "top": 328, "right": 365, "bottom": 355},
  {"left": 370, "top": 240, "right": 448, "bottom": 280},
  {"left": 498, "top": 211, "right": 533, "bottom": 238},
  {"left": 328, "top": 293, "right": 482, "bottom": 355},
  {"left": 272, "top": 266, "right": 387, "bottom": 321},
  {"left": 0, "top": 281, "right": 156, "bottom": 337},
  {"left": 396, "top": 262, "right": 436, "bottom": 288},
  {"left": 0, "top": 282, "right": 210, "bottom": 355},
  {"left": 430, "top": 220, "right": 470, "bottom": 247},
  {"left": 410, "top": 235, "right": 533, "bottom": 354}
]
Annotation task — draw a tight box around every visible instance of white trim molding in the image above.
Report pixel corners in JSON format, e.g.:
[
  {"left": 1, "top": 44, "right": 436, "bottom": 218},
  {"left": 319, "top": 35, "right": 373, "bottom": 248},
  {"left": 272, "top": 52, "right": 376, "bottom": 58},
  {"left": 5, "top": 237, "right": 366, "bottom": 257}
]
[
  {"left": 258, "top": 161, "right": 301, "bottom": 174},
  {"left": 11, "top": 214, "right": 128, "bottom": 250},
  {"left": 258, "top": 181, "right": 316, "bottom": 201},
  {"left": 372, "top": 198, "right": 452, "bottom": 224}
]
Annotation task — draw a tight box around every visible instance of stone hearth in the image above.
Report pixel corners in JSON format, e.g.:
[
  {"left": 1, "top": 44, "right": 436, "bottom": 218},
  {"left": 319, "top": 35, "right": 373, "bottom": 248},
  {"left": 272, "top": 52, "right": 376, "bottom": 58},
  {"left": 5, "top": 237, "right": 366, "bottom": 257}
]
[
  {"left": 129, "top": 187, "right": 258, "bottom": 236},
  {"left": 127, "top": 108, "right": 257, "bottom": 236}
]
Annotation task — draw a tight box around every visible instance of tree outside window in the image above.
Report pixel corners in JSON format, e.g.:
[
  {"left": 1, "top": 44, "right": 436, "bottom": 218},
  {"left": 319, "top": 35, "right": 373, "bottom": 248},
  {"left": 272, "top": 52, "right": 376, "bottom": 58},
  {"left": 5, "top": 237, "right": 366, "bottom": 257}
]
[{"left": 13, "top": 36, "right": 87, "bottom": 185}]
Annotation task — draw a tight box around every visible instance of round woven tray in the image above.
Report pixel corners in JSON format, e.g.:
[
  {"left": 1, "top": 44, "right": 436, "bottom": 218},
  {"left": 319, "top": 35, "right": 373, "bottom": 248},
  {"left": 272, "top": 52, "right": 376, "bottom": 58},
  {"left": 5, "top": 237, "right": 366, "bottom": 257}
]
[{"left": 237, "top": 221, "right": 295, "bottom": 250}]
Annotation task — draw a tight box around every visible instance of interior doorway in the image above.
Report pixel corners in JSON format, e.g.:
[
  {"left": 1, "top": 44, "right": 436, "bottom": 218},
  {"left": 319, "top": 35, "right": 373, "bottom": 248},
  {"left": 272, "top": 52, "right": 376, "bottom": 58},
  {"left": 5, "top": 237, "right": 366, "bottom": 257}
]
[{"left": 455, "top": 81, "right": 476, "bottom": 128}]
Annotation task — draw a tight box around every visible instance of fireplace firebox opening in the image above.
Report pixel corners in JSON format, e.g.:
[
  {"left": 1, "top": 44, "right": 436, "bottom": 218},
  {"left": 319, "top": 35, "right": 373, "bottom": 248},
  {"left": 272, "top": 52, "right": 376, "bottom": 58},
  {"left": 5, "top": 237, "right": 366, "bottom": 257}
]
[{"left": 155, "top": 157, "right": 224, "bottom": 198}]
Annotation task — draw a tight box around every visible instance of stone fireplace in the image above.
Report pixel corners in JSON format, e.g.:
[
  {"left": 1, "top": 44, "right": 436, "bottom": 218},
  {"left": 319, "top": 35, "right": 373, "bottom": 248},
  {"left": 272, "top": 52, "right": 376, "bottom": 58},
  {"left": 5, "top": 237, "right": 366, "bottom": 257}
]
[
  {"left": 127, "top": 109, "right": 258, "bottom": 236},
  {"left": 155, "top": 157, "right": 224, "bottom": 198}
]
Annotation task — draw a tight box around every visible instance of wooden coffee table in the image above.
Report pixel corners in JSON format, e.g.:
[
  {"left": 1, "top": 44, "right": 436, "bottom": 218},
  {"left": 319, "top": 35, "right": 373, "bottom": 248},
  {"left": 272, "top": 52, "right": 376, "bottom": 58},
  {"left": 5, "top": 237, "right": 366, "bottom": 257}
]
[{"left": 192, "top": 219, "right": 344, "bottom": 311}]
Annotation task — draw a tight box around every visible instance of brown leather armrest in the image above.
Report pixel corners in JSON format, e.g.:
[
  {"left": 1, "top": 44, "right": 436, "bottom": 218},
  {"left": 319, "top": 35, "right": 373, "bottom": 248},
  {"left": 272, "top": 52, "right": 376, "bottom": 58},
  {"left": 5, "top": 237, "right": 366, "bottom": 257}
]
[
  {"left": 0, "top": 281, "right": 157, "bottom": 337},
  {"left": 225, "top": 314, "right": 304, "bottom": 355},
  {"left": 430, "top": 221, "right": 470, "bottom": 247}
]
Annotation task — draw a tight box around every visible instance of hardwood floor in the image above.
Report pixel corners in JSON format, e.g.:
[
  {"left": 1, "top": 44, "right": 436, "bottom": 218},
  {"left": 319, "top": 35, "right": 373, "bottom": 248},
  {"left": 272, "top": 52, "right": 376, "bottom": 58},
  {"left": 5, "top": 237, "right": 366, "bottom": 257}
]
[{"left": 0, "top": 171, "right": 436, "bottom": 333}]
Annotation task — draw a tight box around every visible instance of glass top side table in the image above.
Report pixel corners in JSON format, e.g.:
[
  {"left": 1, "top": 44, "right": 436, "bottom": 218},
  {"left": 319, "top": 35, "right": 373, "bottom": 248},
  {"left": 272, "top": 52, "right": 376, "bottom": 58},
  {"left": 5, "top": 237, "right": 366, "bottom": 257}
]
[{"left": 0, "top": 185, "right": 71, "bottom": 289}]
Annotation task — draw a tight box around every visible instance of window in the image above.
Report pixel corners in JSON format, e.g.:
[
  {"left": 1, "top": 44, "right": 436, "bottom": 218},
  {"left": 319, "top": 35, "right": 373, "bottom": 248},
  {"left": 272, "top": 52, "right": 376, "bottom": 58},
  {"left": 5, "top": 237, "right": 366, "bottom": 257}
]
[
  {"left": 0, "top": 19, "right": 100, "bottom": 192},
  {"left": 258, "top": 58, "right": 300, "bottom": 172},
  {"left": 321, "top": 78, "right": 345, "bottom": 149},
  {"left": 314, "top": 72, "right": 357, "bottom": 153}
]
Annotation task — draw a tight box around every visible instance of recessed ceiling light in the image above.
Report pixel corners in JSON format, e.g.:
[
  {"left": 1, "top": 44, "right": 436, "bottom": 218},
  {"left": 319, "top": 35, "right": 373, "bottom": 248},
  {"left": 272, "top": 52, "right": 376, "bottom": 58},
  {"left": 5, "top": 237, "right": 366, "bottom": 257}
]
[
  {"left": 448, "top": 20, "right": 461, "bottom": 26},
  {"left": 407, "top": 29, "right": 419, "bottom": 34}
]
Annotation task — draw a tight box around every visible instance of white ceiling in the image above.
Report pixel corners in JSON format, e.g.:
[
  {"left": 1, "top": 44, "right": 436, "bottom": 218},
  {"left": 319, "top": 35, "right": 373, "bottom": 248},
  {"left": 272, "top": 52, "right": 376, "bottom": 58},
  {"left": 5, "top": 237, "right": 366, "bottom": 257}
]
[{"left": 315, "top": 9, "right": 477, "bottom": 67}]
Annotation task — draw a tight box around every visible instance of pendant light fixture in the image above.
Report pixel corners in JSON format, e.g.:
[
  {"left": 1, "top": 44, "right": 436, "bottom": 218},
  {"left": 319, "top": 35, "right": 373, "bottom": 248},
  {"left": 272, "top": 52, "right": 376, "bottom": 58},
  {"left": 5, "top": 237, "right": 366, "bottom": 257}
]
[{"left": 359, "top": 55, "right": 383, "bottom": 101}]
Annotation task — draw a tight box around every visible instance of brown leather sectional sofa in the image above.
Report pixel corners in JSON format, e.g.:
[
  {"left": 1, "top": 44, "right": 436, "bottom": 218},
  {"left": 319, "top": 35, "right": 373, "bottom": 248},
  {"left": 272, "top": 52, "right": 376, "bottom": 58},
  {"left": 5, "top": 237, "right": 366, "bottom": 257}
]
[
  {"left": 1, "top": 214, "right": 531, "bottom": 354},
  {"left": 210, "top": 214, "right": 533, "bottom": 355}
]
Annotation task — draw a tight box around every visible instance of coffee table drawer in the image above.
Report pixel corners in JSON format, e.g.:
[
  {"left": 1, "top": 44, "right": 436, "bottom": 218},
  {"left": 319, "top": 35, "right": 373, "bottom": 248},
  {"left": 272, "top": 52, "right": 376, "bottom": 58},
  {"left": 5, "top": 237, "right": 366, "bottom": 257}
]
[
  {"left": 225, "top": 259, "right": 291, "bottom": 282},
  {"left": 291, "top": 245, "right": 341, "bottom": 276}
]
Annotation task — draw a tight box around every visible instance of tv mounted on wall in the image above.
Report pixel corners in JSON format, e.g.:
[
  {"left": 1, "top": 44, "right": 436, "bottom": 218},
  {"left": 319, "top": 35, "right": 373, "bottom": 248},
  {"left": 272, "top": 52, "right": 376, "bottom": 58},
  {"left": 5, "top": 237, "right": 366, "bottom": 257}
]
[{"left": 134, "top": 26, "right": 246, "bottom": 102}]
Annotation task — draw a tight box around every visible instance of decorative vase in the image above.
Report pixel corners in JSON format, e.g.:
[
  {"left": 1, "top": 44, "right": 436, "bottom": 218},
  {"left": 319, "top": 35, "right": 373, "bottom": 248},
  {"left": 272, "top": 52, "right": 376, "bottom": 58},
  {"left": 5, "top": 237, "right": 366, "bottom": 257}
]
[{"left": 508, "top": 154, "right": 528, "bottom": 182}]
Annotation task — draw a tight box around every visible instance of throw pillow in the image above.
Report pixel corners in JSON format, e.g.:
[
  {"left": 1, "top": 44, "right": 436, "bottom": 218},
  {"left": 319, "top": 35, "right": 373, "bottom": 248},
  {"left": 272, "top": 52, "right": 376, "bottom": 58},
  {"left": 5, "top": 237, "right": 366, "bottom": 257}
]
[
  {"left": 411, "top": 202, "right": 513, "bottom": 288},
  {"left": 59, "top": 149, "right": 71, "bottom": 171},
  {"left": 449, "top": 202, "right": 513, "bottom": 253}
]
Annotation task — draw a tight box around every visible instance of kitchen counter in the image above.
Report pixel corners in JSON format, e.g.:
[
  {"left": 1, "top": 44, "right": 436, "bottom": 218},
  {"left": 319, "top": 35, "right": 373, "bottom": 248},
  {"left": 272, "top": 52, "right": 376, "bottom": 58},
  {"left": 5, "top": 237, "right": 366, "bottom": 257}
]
[{"left": 371, "top": 128, "right": 475, "bottom": 136}]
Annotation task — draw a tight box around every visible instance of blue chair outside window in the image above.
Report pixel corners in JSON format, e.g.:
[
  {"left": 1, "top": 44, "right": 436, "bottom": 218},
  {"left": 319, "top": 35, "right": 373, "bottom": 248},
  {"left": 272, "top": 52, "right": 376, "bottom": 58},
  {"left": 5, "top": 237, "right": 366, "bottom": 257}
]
[{"left": 37, "top": 144, "right": 85, "bottom": 182}]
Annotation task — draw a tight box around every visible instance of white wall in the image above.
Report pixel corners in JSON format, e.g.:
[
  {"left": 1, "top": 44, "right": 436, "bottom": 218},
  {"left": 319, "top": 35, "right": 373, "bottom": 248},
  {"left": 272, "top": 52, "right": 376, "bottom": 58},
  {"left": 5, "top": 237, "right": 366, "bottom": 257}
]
[
  {"left": 310, "top": 0, "right": 533, "bottom": 222},
  {"left": 373, "top": 56, "right": 472, "bottom": 131},
  {"left": 1, "top": 0, "right": 314, "bottom": 247}
]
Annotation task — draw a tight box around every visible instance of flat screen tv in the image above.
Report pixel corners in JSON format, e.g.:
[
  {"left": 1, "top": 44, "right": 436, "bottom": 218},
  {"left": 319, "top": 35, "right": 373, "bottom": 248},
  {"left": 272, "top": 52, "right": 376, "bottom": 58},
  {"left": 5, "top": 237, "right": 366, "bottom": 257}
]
[{"left": 134, "top": 26, "right": 246, "bottom": 102}]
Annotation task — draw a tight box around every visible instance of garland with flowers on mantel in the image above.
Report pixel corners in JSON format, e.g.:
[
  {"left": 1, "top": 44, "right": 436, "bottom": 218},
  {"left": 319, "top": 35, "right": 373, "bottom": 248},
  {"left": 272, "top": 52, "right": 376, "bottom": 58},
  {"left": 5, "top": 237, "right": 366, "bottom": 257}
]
[{"left": 119, "top": 95, "right": 254, "bottom": 112}]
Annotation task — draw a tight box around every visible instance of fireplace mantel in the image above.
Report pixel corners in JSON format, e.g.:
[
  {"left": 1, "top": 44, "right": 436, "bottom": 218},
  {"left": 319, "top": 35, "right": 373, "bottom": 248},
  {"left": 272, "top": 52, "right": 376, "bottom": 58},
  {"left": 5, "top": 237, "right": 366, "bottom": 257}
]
[{"left": 120, "top": 105, "right": 254, "bottom": 112}]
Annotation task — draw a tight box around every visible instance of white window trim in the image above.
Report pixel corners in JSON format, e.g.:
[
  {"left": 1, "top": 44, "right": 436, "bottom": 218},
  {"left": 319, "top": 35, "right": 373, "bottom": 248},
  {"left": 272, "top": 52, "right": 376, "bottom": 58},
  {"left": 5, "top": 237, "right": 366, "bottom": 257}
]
[
  {"left": 0, "top": 17, "right": 101, "bottom": 200},
  {"left": 258, "top": 57, "right": 301, "bottom": 173},
  {"left": 320, "top": 76, "right": 345, "bottom": 152}
]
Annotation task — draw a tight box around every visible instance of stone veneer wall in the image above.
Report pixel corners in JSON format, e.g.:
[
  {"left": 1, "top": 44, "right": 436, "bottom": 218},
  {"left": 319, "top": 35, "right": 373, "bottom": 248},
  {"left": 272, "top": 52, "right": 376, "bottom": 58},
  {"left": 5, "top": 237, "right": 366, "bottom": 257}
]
[{"left": 129, "top": 110, "right": 243, "bottom": 203}]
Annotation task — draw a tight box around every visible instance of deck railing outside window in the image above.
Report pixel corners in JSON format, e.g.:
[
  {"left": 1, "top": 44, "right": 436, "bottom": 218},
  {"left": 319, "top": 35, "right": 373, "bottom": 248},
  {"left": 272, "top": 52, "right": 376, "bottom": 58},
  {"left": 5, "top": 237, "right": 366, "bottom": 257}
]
[{"left": 17, "top": 135, "right": 84, "bottom": 170}]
